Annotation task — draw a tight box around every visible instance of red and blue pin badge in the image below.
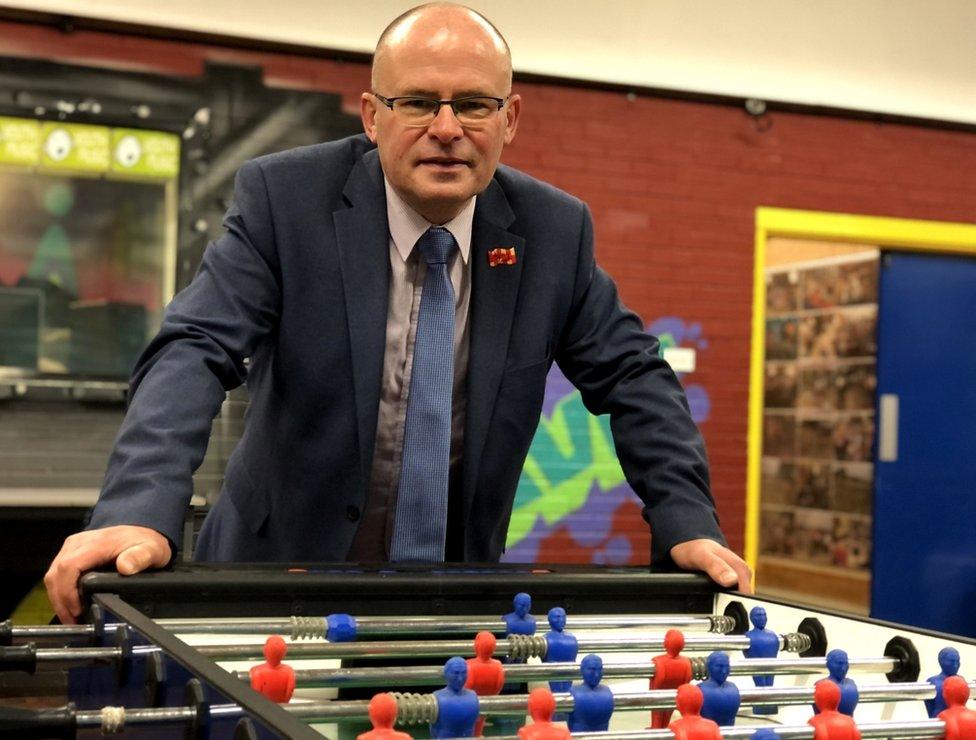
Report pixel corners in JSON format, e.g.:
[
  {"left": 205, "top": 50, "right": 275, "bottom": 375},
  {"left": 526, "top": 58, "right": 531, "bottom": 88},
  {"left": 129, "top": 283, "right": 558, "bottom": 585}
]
[{"left": 487, "top": 247, "right": 517, "bottom": 267}]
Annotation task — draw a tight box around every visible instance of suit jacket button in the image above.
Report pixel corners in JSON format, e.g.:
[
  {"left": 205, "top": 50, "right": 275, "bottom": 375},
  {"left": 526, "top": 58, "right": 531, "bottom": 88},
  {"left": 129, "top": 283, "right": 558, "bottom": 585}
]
[{"left": 346, "top": 505, "right": 360, "bottom": 522}]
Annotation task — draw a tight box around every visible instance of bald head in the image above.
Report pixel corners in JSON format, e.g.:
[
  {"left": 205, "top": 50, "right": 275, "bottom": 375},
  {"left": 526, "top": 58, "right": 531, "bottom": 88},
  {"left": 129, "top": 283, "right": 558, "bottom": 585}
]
[
  {"left": 371, "top": 3, "right": 512, "bottom": 92},
  {"left": 360, "top": 1, "right": 521, "bottom": 225}
]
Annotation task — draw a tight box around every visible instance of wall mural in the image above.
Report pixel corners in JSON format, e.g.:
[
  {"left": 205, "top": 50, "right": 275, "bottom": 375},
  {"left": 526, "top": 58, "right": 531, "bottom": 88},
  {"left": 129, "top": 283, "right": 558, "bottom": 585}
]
[{"left": 503, "top": 317, "right": 711, "bottom": 565}]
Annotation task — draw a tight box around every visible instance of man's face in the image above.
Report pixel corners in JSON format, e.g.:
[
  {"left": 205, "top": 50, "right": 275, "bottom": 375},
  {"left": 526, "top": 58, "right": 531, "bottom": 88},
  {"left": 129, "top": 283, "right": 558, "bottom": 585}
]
[{"left": 362, "top": 16, "right": 520, "bottom": 224}]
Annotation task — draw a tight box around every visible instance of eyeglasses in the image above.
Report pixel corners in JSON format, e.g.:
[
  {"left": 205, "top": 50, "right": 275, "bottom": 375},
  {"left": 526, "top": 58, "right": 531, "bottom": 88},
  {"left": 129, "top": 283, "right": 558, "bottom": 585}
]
[{"left": 373, "top": 93, "right": 506, "bottom": 127}]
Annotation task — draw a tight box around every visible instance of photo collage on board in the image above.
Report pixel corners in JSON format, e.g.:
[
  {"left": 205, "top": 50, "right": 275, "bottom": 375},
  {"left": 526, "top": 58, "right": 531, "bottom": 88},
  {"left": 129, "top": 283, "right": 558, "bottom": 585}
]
[{"left": 760, "top": 254, "right": 879, "bottom": 572}]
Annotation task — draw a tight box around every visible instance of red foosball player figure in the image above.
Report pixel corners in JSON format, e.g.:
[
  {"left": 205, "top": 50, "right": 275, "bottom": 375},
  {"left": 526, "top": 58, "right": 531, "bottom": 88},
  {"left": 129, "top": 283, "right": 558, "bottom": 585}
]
[
  {"left": 517, "top": 687, "right": 571, "bottom": 740},
  {"left": 938, "top": 675, "right": 976, "bottom": 740},
  {"left": 249, "top": 635, "right": 296, "bottom": 703},
  {"left": 466, "top": 631, "right": 506, "bottom": 735},
  {"left": 650, "top": 629, "right": 692, "bottom": 728},
  {"left": 358, "top": 693, "right": 413, "bottom": 740},
  {"left": 669, "top": 684, "right": 721, "bottom": 740},
  {"left": 808, "top": 680, "right": 861, "bottom": 740}
]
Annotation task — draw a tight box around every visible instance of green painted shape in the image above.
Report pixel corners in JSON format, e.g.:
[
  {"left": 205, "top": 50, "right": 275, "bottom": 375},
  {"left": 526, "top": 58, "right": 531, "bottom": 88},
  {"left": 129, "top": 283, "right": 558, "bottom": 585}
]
[
  {"left": 506, "top": 388, "right": 625, "bottom": 547},
  {"left": 27, "top": 224, "right": 78, "bottom": 295},
  {"left": 43, "top": 182, "right": 74, "bottom": 217}
]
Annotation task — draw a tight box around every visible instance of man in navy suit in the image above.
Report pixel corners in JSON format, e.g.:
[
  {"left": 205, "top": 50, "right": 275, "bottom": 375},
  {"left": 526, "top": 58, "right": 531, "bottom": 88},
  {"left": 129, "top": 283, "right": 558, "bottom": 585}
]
[{"left": 46, "top": 3, "right": 751, "bottom": 623}]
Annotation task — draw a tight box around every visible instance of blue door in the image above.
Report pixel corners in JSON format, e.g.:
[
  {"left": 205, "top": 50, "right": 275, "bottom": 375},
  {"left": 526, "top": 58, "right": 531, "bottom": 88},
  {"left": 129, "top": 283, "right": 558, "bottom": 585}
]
[{"left": 872, "top": 251, "right": 976, "bottom": 636}]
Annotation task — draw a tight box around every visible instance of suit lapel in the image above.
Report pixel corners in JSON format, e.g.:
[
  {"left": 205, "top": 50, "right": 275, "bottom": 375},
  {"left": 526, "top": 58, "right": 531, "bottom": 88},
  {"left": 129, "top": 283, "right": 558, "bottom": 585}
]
[
  {"left": 332, "top": 156, "right": 525, "bottom": 518},
  {"left": 333, "top": 150, "right": 390, "bottom": 487},
  {"left": 462, "top": 179, "right": 525, "bottom": 525}
]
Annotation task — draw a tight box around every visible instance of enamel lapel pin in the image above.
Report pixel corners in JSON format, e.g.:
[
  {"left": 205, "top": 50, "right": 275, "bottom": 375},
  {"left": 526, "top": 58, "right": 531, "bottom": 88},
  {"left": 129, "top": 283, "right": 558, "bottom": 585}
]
[{"left": 487, "top": 247, "right": 517, "bottom": 267}]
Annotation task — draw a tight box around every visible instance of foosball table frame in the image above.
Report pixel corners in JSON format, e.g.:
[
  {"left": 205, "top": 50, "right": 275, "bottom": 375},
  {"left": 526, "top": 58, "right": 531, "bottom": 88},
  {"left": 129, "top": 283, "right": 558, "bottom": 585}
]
[{"left": 4, "top": 564, "right": 975, "bottom": 738}]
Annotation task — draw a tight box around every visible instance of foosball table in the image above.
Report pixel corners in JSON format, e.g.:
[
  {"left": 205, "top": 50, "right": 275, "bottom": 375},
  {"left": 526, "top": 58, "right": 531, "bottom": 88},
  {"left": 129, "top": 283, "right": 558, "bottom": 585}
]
[{"left": 1, "top": 565, "right": 975, "bottom": 739}]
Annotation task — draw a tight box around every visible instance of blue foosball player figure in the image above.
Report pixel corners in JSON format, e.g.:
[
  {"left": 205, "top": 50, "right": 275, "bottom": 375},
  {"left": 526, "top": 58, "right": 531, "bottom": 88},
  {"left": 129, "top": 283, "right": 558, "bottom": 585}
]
[
  {"left": 751, "top": 730, "right": 779, "bottom": 740},
  {"left": 809, "top": 680, "right": 861, "bottom": 740},
  {"left": 430, "top": 657, "right": 480, "bottom": 739},
  {"left": 925, "top": 647, "right": 962, "bottom": 718},
  {"left": 568, "top": 654, "right": 614, "bottom": 732},
  {"left": 544, "top": 607, "right": 578, "bottom": 693},
  {"left": 814, "top": 649, "right": 859, "bottom": 717},
  {"left": 743, "top": 606, "right": 779, "bottom": 714},
  {"left": 699, "top": 651, "right": 740, "bottom": 726},
  {"left": 504, "top": 592, "right": 537, "bottom": 636}
]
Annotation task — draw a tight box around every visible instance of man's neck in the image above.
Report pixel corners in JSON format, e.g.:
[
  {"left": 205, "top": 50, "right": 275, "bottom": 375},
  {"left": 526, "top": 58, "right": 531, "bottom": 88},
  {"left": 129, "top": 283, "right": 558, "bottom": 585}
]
[{"left": 394, "top": 188, "right": 464, "bottom": 226}]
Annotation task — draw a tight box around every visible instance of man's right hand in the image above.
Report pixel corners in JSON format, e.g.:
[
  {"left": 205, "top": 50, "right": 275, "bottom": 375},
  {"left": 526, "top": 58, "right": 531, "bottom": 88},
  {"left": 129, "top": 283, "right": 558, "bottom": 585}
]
[{"left": 44, "top": 525, "right": 172, "bottom": 624}]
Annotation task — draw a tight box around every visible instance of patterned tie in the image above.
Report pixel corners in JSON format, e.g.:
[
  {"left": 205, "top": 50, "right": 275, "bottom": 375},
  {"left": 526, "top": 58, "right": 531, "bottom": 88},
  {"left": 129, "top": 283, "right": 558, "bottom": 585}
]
[{"left": 390, "top": 227, "right": 457, "bottom": 562}]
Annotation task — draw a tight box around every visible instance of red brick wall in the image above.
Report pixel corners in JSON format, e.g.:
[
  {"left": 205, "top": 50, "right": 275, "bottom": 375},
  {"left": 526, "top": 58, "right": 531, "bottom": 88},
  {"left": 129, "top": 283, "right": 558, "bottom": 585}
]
[{"left": 4, "top": 20, "right": 975, "bottom": 554}]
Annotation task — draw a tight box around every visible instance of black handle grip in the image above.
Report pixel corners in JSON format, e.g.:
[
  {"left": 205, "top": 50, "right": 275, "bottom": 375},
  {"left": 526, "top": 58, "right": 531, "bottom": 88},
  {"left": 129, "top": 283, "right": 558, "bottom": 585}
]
[
  {"left": 0, "top": 644, "right": 37, "bottom": 674},
  {"left": 0, "top": 620, "right": 11, "bottom": 647},
  {"left": 0, "top": 704, "right": 76, "bottom": 738}
]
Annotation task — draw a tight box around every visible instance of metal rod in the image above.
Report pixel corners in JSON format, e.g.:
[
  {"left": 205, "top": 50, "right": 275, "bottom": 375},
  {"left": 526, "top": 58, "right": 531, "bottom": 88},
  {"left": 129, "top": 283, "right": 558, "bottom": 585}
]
[
  {"left": 16, "top": 639, "right": 898, "bottom": 683},
  {"left": 34, "top": 646, "right": 121, "bottom": 666},
  {"left": 75, "top": 706, "right": 198, "bottom": 729},
  {"left": 844, "top": 720, "right": 946, "bottom": 739},
  {"left": 19, "top": 639, "right": 876, "bottom": 672},
  {"left": 33, "top": 643, "right": 166, "bottom": 663},
  {"left": 5, "top": 613, "right": 732, "bottom": 641},
  {"left": 273, "top": 680, "right": 976, "bottom": 722},
  {"left": 239, "top": 656, "right": 899, "bottom": 690},
  {"left": 60, "top": 700, "right": 956, "bottom": 736},
  {"left": 198, "top": 634, "right": 755, "bottom": 661},
  {"left": 727, "top": 657, "right": 898, "bottom": 676},
  {"left": 6, "top": 623, "right": 94, "bottom": 640},
  {"left": 498, "top": 720, "right": 948, "bottom": 740},
  {"left": 735, "top": 681, "right": 943, "bottom": 706}
]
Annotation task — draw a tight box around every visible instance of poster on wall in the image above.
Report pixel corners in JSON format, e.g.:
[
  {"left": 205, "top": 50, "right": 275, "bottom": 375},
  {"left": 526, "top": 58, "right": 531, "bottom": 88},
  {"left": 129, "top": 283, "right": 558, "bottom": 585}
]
[
  {"left": 0, "top": 117, "right": 179, "bottom": 379},
  {"left": 760, "top": 252, "right": 878, "bottom": 574}
]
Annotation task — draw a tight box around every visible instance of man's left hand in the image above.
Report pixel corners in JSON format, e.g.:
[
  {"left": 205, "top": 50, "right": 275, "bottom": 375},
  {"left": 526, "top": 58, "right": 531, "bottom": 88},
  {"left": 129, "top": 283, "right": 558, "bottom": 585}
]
[{"left": 670, "top": 538, "right": 753, "bottom": 594}]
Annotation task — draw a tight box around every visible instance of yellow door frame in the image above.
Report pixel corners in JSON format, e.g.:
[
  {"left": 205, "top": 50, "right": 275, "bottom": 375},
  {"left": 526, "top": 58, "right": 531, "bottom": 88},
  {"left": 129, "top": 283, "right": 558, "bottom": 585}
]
[{"left": 745, "top": 207, "right": 976, "bottom": 571}]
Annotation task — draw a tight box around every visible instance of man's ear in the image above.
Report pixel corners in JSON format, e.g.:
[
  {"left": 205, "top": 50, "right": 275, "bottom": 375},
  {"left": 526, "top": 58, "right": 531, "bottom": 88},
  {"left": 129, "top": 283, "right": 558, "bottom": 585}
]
[
  {"left": 503, "top": 93, "right": 521, "bottom": 145},
  {"left": 361, "top": 93, "right": 379, "bottom": 142}
]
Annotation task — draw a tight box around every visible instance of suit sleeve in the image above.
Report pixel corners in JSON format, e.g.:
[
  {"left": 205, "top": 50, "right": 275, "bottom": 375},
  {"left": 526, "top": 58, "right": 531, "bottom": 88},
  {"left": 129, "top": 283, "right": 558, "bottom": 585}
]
[
  {"left": 86, "top": 159, "right": 282, "bottom": 548},
  {"left": 553, "top": 203, "right": 725, "bottom": 566}
]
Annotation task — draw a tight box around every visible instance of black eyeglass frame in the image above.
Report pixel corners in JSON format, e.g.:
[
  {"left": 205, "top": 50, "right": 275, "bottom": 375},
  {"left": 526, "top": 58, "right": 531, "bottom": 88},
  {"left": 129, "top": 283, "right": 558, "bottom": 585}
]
[{"left": 372, "top": 93, "right": 507, "bottom": 122}]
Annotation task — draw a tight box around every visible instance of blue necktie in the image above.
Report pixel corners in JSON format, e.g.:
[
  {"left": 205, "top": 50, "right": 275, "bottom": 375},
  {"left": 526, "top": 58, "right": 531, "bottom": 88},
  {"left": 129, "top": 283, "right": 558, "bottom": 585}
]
[{"left": 390, "top": 227, "right": 457, "bottom": 562}]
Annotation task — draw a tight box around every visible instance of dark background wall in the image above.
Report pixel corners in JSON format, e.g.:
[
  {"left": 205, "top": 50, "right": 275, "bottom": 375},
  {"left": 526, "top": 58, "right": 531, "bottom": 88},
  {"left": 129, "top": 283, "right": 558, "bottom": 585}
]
[{"left": 1, "top": 18, "right": 974, "bottom": 558}]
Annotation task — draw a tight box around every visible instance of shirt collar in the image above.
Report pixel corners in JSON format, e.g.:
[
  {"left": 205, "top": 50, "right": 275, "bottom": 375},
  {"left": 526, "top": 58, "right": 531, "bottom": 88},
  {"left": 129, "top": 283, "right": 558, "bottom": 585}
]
[{"left": 384, "top": 177, "right": 473, "bottom": 265}]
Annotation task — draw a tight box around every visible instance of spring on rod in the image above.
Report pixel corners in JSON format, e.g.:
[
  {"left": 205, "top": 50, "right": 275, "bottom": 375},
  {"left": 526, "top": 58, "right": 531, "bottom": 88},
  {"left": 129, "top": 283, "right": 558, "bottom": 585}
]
[
  {"left": 709, "top": 614, "right": 736, "bottom": 634},
  {"left": 391, "top": 692, "right": 439, "bottom": 725},
  {"left": 289, "top": 617, "right": 326, "bottom": 640},
  {"left": 507, "top": 634, "right": 549, "bottom": 660},
  {"left": 783, "top": 632, "right": 812, "bottom": 654},
  {"left": 690, "top": 656, "right": 709, "bottom": 681}
]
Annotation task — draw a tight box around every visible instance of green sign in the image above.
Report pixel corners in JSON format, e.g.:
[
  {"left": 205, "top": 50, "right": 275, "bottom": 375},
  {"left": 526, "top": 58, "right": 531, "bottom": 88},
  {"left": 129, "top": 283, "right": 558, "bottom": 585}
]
[
  {"left": 0, "top": 117, "right": 178, "bottom": 181},
  {"left": 39, "top": 122, "right": 110, "bottom": 173},
  {"left": 111, "top": 128, "right": 180, "bottom": 178},
  {"left": 0, "top": 117, "right": 42, "bottom": 166}
]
